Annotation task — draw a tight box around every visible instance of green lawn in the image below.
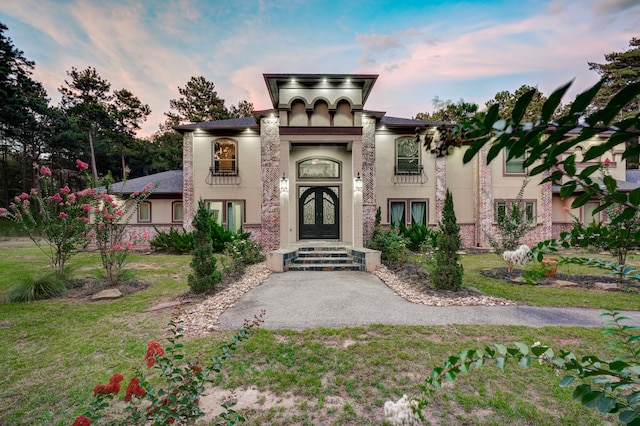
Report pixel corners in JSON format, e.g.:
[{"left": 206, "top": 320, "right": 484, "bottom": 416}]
[{"left": 0, "top": 239, "right": 636, "bottom": 425}]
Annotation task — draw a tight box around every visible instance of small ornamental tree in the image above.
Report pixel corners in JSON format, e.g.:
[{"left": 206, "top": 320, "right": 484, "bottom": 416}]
[
  {"left": 91, "top": 182, "right": 153, "bottom": 285},
  {"left": 488, "top": 179, "right": 536, "bottom": 257},
  {"left": 0, "top": 161, "right": 94, "bottom": 276},
  {"left": 188, "top": 199, "right": 222, "bottom": 293},
  {"left": 431, "top": 189, "right": 464, "bottom": 291}
]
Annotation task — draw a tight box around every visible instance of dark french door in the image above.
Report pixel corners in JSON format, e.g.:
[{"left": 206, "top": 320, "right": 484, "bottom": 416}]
[{"left": 299, "top": 186, "right": 339, "bottom": 239}]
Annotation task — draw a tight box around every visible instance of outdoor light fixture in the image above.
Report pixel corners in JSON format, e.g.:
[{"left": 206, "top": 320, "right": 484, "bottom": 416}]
[
  {"left": 354, "top": 172, "right": 363, "bottom": 192},
  {"left": 279, "top": 173, "right": 289, "bottom": 193}
]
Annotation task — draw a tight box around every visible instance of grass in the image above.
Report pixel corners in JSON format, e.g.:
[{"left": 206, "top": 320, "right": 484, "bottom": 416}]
[{"left": 0, "top": 238, "right": 637, "bottom": 425}]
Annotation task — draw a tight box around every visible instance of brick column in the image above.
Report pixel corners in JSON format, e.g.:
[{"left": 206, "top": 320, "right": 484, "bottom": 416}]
[
  {"left": 260, "top": 117, "right": 281, "bottom": 251},
  {"left": 362, "top": 116, "right": 377, "bottom": 246},
  {"left": 435, "top": 156, "right": 447, "bottom": 222},
  {"left": 477, "top": 144, "right": 493, "bottom": 248},
  {"left": 182, "top": 132, "right": 194, "bottom": 231}
]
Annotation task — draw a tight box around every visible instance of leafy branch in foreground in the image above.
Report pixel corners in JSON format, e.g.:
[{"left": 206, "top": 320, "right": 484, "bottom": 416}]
[{"left": 388, "top": 311, "right": 640, "bottom": 425}]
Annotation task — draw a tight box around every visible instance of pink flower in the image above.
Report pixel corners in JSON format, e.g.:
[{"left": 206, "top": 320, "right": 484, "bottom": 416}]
[
  {"left": 0, "top": 208, "right": 7, "bottom": 217},
  {"left": 142, "top": 231, "right": 149, "bottom": 240},
  {"left": 30, "top": 188, "right": 38, "bottom": 195},
  {"left": 75, "top": 159, "right": 89, "bottom": 171},
  {"left": 18, "top": 192, "right": 29, "bottom": 200},
  {"left": 104, "top": 194, "right": 113, "bottom": 203},
  {"left": 14, "top": 213, "right": 21, "bottom": 220},
  {"left": 603, "top": 158, "right": 611, "bottom": 166},
  {"left": 112, "top": 245, "right": 122, "bottom": 251},
  {"left": 142, "top": 183, "right": 152, "bottom": 192},
  {"left": 76, "top": 217, "right": 89, "bottom": 223},
  {"left": 68, "top": 193, "right": 76, "bottom": 203},
  {"left": 59, "top": 186, "right": 71, "bottom": 195},
  {"left": 59, "top": 212, "right": 68, "bottom": 219},
  {"left": 40, "top": 166, "right": 51, "bottom": 176},
  {"left": 116, "top": 210, "right": 123, "bottom": 217},
  {"left": 133, "top": 191, "right": 139, "bottom": 197},
  {"left": 563, "top": 206, "right": 570, "bottom": 212},
  {"left": 50, "top": 193, "right": 63, "bottom": 203},
  {"left": 132, "top": 234, "right": 139, "bottom": 241},
  {"left": 126, "top": 242, "right": 133, "bottom": 249},
  {"left": 82, "top": 204, "right": 92, "bottom": 212}
]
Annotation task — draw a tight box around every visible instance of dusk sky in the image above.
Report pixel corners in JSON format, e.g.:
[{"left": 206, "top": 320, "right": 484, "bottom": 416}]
[{"left": 1, "top": 0, "right": 638, "bottom": 137}]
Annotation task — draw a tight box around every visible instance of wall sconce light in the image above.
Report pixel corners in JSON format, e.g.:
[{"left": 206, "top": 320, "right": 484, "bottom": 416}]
[
  {"left": 279, "top": 173, "right": 289, "bottom": 193},
  {"left": 354, "top": 172, "right": 363, "bottom": 192}
]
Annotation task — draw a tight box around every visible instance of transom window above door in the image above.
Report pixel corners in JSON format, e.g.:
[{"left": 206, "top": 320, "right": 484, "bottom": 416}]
[{"left": 297, "top": 158, "right": 341, "bottom": 179}]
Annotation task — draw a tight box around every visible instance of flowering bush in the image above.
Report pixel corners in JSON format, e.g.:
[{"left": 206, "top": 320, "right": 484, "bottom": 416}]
[
  {"left": 0, "top": 162, "right": 95, "bottom": 276},
  {"left": 74, "top": 312, "right": 264, "bottom": 425},
  {"left": 91, "top": 182, "right": 153, "bottom": 285}
]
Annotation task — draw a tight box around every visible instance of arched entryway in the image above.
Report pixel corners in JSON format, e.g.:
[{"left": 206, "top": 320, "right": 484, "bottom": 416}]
[{"left": 299, "top": 186, "right": 340, "bottom": 239}]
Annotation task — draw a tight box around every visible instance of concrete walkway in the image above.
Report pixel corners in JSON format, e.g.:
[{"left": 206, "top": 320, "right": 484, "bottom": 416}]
[{"left": 218, "top": 271, "right": 640, "bottom": 330}]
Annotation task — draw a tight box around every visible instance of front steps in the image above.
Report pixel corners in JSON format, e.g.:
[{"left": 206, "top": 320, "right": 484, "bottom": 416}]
[
  {"left": 266, "top": 244, "right": 381, "bottom": 273},
  {"left": 288, "top": 246, "right": 362, "bottom": 271}
]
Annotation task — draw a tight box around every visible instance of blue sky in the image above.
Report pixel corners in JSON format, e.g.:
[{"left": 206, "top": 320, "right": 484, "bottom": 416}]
[{"left": 1, "top": 0, "right": 638, "bottom": 137}]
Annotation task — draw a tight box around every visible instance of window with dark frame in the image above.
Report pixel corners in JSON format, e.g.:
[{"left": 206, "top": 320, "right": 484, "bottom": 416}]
[
  {"left": 389, "top": 199, "right": 428, "bottom": 226},
  {"left": 172, "top": 202, "right": 183, "bottom": 222},
  {"left": 138, "top": 201, "right": 151, "bottom": 222},
  {"left": 505, "top": 147, "right": 525, "bottom": 174},
  {"left": 395, "top": 137, "right": 421, "bottom": 175},
  {"left": 495, "top": 200, "right": 535, "bottom": 224},
  {"left": 212, "top": 139, "right": 237, "bottom": 175},
  {"left": 205, "top": 200, "right": 244, "bottom": 233}
]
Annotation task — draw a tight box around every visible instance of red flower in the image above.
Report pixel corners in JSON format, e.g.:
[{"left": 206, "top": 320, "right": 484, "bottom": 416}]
[
  {"left": 60, "top": 186, "right": 71, "bottom": 195},
  {"left": 144, "top": 340, "right": 165, "bottom": 368},
  {"left": 124, "top": 377, "right": 146, "bottom": 402},
  {"left": 93, "top": 373, "right": 124, "bottom": 396},
  {"left": 51, "top": 193, "right": 63, "bottom": 203},
  {"left": 72, "top": 415, "right": 92, "bottom": 426},
  {"left": 40, "top": 166, "right": 51, "bottom": 176},
  {"left": 76, "top": 159, "right": 89, "bottom": 171},
  {"left": 604, "top": 157, "right": 611, "bottom": 166}
]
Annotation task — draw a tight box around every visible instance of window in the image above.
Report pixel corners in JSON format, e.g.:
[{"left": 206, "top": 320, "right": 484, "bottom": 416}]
[
  {"left": 138, "top": 201, "right": 151, "bottom": 222},
  {"left": 172, "top": 202, "right": 183, "bottom": 222},
  {"left": 495, "top": 200, "right": 535, "bottom": 223},
  {"left": 206, "top": 200, "right": 244, "bottom": 233},
  {"left": 505, "top": 147, "right": 525, "bottom": 174},
  {"left": 212, "top": 139, "right": 237, "bottom": 175},
  {"left": 396, "top": 137, "right": 421, "bottom": 174},
  {"left": 583, "top": 201, "right": 602, "bottom": 224},
  {"left": 389, "top": 200, "right": 428, "bottom": 226}
]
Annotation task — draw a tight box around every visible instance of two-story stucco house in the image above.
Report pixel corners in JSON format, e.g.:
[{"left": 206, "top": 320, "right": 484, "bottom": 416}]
[{"left": 120, "top": 73, "right": 633, "bottom": 267}]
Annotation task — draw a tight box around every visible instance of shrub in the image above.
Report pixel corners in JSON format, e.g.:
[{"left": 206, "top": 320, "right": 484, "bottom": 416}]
[
  {"left": 188, "top": 199, "right": 222, "bottom": 293},
  {"left": 431, "top": 189, "right": 463, "bottom": 290},
  {"left": 370, "top": 227, "right": 410, "bottom": 269},
  {"left": 149, "top": 226, "right": 194, "bottom": 253},
  {"left": 74, "top": 314, "right": 263, "bottom": 425},
  {"left": 399, "top": 222, "right": 440, "bottom": 252},
  {"left": 6, "top": 272, "right": 67, "bottom": 302}
]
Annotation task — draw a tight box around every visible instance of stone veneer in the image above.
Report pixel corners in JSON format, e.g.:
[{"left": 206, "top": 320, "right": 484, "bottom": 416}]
[
  {"left": 260, "top": 117, "right": 281, "bottom": 252},
  {"left": 362, "top": 117, "right": 377, "bottom": 245},
  {"left": 182, "top": 132, "right": 194, "bottom": 231}
]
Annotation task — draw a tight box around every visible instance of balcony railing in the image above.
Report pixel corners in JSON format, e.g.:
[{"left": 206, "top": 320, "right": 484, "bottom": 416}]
[
  {"left": 392, "top": 165, "right": 427, "bottom": 184},
  {"left": 206, "top": 167, "right": 240, "bottom": 185}
]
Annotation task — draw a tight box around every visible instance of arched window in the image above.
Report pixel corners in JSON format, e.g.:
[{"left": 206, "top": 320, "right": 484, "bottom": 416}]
[{"left": 212, "top": 139, "right": 237, "bottom": 175}]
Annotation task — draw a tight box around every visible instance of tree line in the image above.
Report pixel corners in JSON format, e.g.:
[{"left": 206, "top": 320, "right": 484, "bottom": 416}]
[{"left": 0, "top": 22, "right": 254, "bottom": 206}]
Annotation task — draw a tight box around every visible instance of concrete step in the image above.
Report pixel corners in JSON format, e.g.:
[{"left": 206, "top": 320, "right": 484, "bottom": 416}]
[{"left": 287, "top": 263, "right": 362, "bottom": 272}]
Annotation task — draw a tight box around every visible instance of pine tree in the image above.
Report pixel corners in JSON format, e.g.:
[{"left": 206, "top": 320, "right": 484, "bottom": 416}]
[
  {"left": 432, "top": 189, "right": 464, "bottom": 291},
  {"left": 187, "top": 199, "right": 221, "bottom": 293}
]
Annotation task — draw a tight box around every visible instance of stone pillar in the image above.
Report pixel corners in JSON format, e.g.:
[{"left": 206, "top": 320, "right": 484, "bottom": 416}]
[
  {"left": 539, "top": 170, "right": 553, "bottom": 241},
  {"left": 435, "top": 155, "right": 447, "bottom": 222},
  {"left": 477, "top": 144, "right": 493, "bottom": 247},
  {"left": 260, "top": 117, "right": 281, "bottom": 251},
  {"left": 361, "top": 117, "right": 377, "bottom": 246},
  {"left": 182, "top": 132, "right": 194, "bottom": 231}
]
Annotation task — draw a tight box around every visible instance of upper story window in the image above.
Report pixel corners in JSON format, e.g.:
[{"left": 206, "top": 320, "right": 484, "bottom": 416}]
[
  {"left": 395, "top": 137, "right": 421, "bottom": 175},
  {"left": 505, "top": 147, "right": 525, "bottom": 174},
  {"left": 212, "top": 139, "right": 237, "bottom": 175}
]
